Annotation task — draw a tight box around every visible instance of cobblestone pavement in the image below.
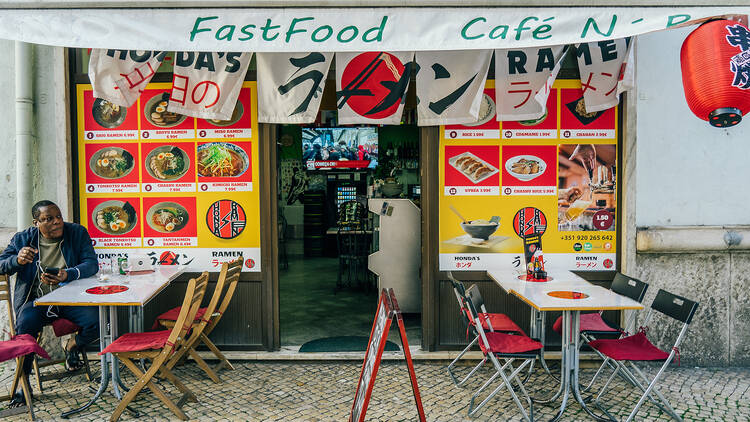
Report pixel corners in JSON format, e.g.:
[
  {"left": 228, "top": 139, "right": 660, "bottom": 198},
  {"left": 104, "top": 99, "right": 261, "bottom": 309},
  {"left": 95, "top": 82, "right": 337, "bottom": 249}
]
[{"left": 0, "top": 359, "right": 747, "bottom": 421}]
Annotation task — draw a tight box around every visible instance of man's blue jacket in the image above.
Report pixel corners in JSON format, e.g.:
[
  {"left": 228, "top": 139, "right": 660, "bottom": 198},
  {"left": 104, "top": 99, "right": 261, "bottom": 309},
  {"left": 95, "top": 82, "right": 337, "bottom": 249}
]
[{"left": 0, "top": 222, "right": 98, "bottom": 314}]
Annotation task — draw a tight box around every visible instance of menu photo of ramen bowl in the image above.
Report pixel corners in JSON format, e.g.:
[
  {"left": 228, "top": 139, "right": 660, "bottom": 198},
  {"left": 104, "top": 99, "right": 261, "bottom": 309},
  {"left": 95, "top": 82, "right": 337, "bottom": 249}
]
[
  {"left": 91, "top": 98, "right": 127, "bottom": 129},
  {"left": 144, "top": 146, "right": 190, "bottom": 181},
  {"left": 504, "top": 155, "right": 547, "bottom": 182},
  {"left": 204, "top": 102, "right": 244, "bottom": 127},
  {"left": 146, "top": 202, "right": 189, "bottom": 234},
  {"left": 448, "top": 152, "right": 499, "bottom": 184},
  {"left": 463, "top": 93, "right": 496, "bottom": 127},
  {"left": 92, "top": 200, "right": 137, "bottom": 236},
  {"left": 89, "top": 147, "right": 135, "bottom": 179},
  {"left": 143, "top": 92, "right": 187, "bottom": 128},
  {"left": 197, "top": 142, "right": 249, "bottom": 178}
]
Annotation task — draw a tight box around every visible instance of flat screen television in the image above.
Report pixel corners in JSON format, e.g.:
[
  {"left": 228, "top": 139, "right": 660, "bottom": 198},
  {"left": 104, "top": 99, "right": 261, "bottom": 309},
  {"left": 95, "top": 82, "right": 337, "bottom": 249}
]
[{"left": 301, "top": 127, "right": 378, "bottom": 170}]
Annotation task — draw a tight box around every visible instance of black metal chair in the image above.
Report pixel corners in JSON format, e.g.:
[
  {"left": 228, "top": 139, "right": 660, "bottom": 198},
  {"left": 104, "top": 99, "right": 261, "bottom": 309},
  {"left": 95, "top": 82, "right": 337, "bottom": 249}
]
[
  {"left": 588, "top": 289, "right": 699, "bottom": 422},
  {"left": 551, "top": 272, "right": 649, "bottom": 391}
]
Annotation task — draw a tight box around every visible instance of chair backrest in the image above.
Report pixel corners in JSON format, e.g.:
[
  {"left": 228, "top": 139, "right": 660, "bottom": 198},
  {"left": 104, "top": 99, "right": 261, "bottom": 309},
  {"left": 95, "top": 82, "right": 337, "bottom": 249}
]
[
  {"left": 611, "top": 273, "right": 649, "bottom": 303},
  {"left": 204, "top": 257, "right": 243, "bottom": 336},
  {"left": 0, "top": 275, "right": 15, "bottom": 337},
  {"left": 651, "top": 289, "right": 699, "bottom": 325},
  {"left": 462, "top": 288, "right": 495, "bottom": 355},
  {"left": 447, "top": 272, "right": 471, "bottom": 327},
  {"left": 164, "top": 272, "right": 209, "bottom": 354},
  {"left": 465, "top": 285, "right": 486, "bottom": 314}
]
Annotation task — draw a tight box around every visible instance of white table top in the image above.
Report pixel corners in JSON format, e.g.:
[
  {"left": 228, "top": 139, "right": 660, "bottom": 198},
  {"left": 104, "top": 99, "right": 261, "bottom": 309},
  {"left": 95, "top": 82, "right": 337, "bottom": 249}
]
[
  {"left": 35, "top": 266, "right": 186, "bottom": 307},
  {"left": 487, "top": 269, "right": 644, "bottom": 312}
]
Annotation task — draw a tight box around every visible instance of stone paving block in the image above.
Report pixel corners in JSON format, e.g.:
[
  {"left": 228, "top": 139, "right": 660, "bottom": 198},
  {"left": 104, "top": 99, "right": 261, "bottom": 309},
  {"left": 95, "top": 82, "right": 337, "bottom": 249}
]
[{"left": 0, "top": 360, "right": 747, "bottom": 421}]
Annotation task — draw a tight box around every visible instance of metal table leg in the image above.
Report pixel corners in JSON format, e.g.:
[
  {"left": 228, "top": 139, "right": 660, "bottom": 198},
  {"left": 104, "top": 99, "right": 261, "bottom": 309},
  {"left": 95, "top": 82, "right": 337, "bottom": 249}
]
[
  {"left": 547, "top": 310, "right": 572, "bottom": 422},
  {"left": 568, "top": 310, "right": 615, "bottom": 422},
  {"left": 61, "top": 306, "right": 111, "bottom": 418}
]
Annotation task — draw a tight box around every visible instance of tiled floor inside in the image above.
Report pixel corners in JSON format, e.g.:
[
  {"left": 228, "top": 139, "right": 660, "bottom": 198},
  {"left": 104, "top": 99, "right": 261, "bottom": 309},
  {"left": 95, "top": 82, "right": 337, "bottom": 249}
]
[{"left": 279, "top": 256, "right": 421, "bottom": 348}]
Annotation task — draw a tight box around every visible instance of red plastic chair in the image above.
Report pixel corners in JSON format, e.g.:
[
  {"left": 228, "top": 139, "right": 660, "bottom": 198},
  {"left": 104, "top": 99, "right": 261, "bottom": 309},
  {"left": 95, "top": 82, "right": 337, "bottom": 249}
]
[
  {"left": 588, "top": 289, "right": 698, "bottom": 422},
  {"left": 463, "top": 285, "right": 542, "bottom": 421},
  {"left": 0, "top": 275, "right": 49, "bottom": 421},
  {"left": 446, "top": 272, "right": 524, "bottom": 388}
]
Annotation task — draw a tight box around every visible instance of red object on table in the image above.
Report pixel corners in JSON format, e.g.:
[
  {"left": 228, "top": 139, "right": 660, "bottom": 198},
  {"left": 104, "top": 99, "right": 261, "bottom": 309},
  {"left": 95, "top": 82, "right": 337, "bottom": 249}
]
[
  {"left": 85, "top": 285, "right": 129, "bottom": 295},
  {"left": 681, "top": 19, "right": 750, "bottom": 127},
  {"left": 517, "top": 274, "right": 553, "bottom": 282}
]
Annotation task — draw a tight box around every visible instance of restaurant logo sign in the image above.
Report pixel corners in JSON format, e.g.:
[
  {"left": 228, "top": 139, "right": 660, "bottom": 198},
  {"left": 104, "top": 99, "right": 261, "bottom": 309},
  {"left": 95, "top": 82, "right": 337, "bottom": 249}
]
[
  {"left": 512, "top": 207, "right": 547, "bottom": 237},
  {"left": 206, "top": 199, "right": 247, "bottom": 239}
]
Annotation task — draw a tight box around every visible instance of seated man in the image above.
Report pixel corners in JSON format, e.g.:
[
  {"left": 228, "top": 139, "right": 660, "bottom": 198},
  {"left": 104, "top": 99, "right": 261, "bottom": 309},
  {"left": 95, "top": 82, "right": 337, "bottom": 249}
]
[{"left": 0, "top": 200, "right": 99, "bottom": 405}]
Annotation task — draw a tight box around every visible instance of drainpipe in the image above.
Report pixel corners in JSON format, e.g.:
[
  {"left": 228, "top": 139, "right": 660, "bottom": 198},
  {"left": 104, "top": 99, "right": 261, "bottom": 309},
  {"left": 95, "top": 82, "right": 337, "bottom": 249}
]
[{"left": 15, "top": 41, "right": 33, "bottom": 230}]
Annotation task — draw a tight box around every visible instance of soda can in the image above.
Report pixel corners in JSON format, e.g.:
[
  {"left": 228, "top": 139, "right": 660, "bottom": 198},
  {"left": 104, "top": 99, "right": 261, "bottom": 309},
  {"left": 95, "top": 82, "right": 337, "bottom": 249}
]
[{"left": 117, "top": 257, "right": 128, "bottom": 275}]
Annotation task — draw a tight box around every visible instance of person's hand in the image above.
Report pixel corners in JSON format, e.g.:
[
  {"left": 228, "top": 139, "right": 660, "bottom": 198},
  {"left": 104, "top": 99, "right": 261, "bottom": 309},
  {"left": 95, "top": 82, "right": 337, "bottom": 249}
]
[
  {"left": 569, "top": 144, "right": 597, "bottom": 176},
  {"left": 16, "top": 247, "right": 37, "bottom": 266},
  {"left": 41, "top": 269, "right": 67, "bottom": 286},
  {"left": 558, "top": 187, "right": 583, "bottom": 205}
]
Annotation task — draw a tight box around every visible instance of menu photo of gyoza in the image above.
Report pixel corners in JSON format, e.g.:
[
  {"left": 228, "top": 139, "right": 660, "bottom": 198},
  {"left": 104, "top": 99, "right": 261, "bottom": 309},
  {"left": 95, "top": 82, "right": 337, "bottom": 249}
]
[{"left": 557, "top": 144, "right": 616, "bottom": 232}]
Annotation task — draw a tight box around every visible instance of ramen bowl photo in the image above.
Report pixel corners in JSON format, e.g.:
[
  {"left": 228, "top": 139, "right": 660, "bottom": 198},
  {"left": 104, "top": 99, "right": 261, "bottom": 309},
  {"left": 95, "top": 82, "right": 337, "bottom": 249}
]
[{"left": 460, "top": 219, "right": 499, "bottom": 240}]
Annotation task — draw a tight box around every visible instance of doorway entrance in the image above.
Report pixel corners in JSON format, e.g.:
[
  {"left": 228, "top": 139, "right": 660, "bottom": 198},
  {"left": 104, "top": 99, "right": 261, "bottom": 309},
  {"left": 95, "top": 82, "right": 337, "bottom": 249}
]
[{"left": 276, "top": 123, "right": 422, "bottom": 350}]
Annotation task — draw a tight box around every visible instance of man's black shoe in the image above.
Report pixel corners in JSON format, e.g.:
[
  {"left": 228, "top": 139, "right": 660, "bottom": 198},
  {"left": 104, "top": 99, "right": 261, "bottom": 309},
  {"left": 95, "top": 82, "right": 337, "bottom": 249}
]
[
  {"left": 8, "top": 390, "right": 31, "bottom": 408},
  {"left": 64, "top": 346, "right": 85, "bottom": 372}
]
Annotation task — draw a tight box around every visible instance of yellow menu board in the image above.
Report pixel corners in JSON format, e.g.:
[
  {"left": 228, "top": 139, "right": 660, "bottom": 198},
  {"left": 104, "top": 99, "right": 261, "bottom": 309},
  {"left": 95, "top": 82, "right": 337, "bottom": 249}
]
[
  {"left": 439, "top": 80, "right": 618, "bottom": 272},
  {"left": 76, "top": 82, "right": 261, "bottom": 272}
]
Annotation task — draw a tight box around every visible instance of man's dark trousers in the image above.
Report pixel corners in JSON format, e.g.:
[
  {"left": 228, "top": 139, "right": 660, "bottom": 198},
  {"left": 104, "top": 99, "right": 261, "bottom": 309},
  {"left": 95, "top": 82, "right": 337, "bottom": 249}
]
[{"left": 15, "top": 301, "right": 99, "bottom": 373}]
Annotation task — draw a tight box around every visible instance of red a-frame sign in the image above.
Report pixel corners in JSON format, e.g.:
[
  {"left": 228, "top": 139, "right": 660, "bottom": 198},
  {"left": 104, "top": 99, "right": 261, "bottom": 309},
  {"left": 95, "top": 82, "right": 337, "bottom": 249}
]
[{"left": 349, "top": 288, "right": 426, "bottom": 422}]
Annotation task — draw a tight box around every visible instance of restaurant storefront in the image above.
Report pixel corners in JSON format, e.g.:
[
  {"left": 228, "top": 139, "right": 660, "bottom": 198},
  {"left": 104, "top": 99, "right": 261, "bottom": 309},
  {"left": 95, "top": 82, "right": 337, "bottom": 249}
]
[{"left": 1, "top": 4, "right": 749, "bottom": 359}]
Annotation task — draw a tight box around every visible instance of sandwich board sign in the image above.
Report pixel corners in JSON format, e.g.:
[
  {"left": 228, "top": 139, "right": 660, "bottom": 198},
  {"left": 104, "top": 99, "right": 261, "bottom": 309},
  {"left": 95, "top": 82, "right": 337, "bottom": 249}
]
[{"left": 349, "top": 288, "right": 426, "bottom": 422}]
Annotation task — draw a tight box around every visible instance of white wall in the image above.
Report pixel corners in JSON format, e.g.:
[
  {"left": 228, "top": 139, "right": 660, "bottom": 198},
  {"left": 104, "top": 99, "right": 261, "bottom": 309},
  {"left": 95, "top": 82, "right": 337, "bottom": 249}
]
[
  {"left": 636, "top": 26, "right": 750, "bottom": 227},
  {"left": 0, "top": 42, "right": 71, "bottom": 229}
]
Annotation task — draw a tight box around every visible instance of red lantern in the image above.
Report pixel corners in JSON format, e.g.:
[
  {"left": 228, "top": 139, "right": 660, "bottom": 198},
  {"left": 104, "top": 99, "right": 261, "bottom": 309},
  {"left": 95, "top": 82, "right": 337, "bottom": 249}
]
[{"left": 681, "top": 19, "right": 750, "bottom": 127}]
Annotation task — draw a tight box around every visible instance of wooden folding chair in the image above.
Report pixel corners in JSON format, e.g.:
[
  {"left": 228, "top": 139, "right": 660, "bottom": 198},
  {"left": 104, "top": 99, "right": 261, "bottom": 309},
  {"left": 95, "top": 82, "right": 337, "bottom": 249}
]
[
  {"left": 100, "top": 272, "right": 208, "bottom": 421},
  {"left": 0, "top": 274, "right": 49, "bottom": 421},
  {"left": 155, "top": 257, "right": 242, "bottom": 381}
]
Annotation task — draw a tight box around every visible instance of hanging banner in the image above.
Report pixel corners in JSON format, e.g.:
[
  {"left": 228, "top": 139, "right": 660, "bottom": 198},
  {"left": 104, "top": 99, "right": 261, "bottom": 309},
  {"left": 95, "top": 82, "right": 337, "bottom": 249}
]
[
  {"left": 415, "top": 50, "right": 491, "bottom": 126},
  {"left": 618, "top": 37, "right": 637, "bottom": 97},
  {"left": 495, "top": 45, "right": 567, "bottom": 121},
  {"left": 439, "top": 79, "right": 618, "bottom": 272},
  {"left": 336, "top": 51, "right": 415, "bottom": 125},
  {"left": 0, "top": 8, "right": 743, "bottom": 52},
  {"left": 257, "top": 52, "right": 333, "bottom": 123},
  {"left": 168, "top": 52, "right": 253, "bottom": 120},
  {"left": 76, "top": 81, "right": 261, "bottom": 272},
  {"left": 89, "top": 49, "right": 167, "bottom": 107},
  {"left": 576, "top": 38, "right": 632, "bottom": 113}
]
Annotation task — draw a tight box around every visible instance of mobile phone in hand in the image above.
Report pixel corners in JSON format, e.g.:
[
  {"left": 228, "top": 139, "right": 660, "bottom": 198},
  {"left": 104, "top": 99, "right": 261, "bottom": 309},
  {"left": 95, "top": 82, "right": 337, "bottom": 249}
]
[{"left": 44, "top": 267, "right": 60, "bottom": 275}]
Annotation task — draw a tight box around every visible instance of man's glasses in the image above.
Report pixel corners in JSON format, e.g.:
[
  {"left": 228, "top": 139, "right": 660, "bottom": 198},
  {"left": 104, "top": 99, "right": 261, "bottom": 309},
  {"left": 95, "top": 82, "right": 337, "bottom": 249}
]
[{"left": 35, "top": 215, "right": 63, "bottom": 224}]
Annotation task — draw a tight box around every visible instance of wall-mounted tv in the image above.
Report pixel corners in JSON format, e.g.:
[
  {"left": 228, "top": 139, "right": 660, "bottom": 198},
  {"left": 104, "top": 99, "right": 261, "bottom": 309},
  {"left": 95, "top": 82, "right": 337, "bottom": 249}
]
[{"left": 301, "top": 127, "right": 378, "bottom": 170}]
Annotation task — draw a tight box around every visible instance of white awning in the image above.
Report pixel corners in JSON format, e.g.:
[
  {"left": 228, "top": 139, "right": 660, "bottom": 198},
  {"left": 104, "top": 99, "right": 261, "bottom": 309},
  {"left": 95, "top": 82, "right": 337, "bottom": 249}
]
[{"left": 0, "top": 7, "right": 747, "bottom": 51}]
